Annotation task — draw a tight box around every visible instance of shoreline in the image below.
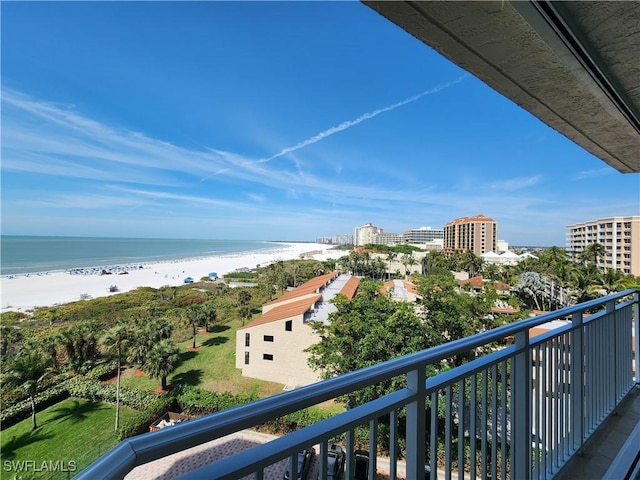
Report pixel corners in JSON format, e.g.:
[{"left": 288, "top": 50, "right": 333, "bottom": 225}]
[
  {"left": 1, "top": 241, "right": 292, "bottom": 279},
  {"left": 0, "top": 243, "right": 346, "bottom": 313}
]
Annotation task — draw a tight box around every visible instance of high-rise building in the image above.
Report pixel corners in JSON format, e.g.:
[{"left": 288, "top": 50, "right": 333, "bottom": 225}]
[
  {"left": 354, "top": 223, "right": 383, "bottom": 246},
  {"left": 403, "top": 226, "right": 444, "bottom": 244},
  {"left": 566, "top": 216, "right": 640, "bottom": 276},
  {"left": 443, "top": 214, "right": 498, "bottom": 256}
]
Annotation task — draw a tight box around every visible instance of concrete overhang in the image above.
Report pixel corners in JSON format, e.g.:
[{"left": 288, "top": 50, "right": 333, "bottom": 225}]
[{"left": 363, "top": 1, "right": 640, "bottom": 173}]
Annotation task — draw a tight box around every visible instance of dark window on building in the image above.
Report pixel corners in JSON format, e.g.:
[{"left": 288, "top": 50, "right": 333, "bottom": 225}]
[
  {"left": 285, "top": 320, "right": 292, "bottom": 331},
  {"left": 244, "top": 352, "right": 250, "bottom": 365},
  {"left": 264, "top": 335, "right": 274, "bottom": 342},
  {"left": 263, "top": 353, "right": 274, "bottom": 361},
  {"left": 245, "top": 333, "right": 250, "bottom": 347}
]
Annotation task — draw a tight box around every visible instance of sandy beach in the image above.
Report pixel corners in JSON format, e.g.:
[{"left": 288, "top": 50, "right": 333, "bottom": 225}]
[{"left": 0, "top": 243, "right": 345, "bottom": 313}]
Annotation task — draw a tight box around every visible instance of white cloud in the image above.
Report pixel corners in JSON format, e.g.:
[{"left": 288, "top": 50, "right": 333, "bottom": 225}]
[{"left": 489, "top": 175, "right": 543, "bottom": 191}]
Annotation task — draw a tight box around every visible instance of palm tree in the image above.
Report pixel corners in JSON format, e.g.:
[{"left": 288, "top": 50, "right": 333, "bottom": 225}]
[
  {"left": 200, "top": 301, "right": 217, "bottom": 332},
  {"left": 236, "top": 290, "right": 252, "bottom": 326},
  {"left": 386, "top": 252, "right": 397, "bottom": 278},
  {"left": 288, "top": 263, "right": 301, "bottom": 288},
  {"left": 6, "top": 351, "right": 53, "bottom": 430},
  {"left": 101, "top": 325, "right": 131, "bottom": 431},
  {"left": 183, "top": 306, "right": 206, "bottom": 349},
  {"left": 571, "top": 264, "right": 602, "bottom": 303},
  {"left": 400, "top": 254, "right": 417, "bottom": 277},
  {"left": 579, "top": 242, "right": 606, "bottom": 269},
  {"left": 0, "top": 326, "right": 22, "bottom": 359},
  {"left": 600, "top": 268, "right": 626, "bottom": 294},
  {"left": 461, "top": 250, "right": 483, "bottom": 277},
  {"left": 145, "top": 339, "right": 180, "bottom": 390}
]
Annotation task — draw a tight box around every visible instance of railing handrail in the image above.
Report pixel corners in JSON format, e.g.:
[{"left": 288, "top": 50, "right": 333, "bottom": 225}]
[{"left": 76, "top": 288, "right": 639, "bottom": 480}]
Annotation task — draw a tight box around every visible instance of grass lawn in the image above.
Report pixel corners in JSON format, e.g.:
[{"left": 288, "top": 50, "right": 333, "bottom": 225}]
[
  {"left": 0, "top": 397, "right": 138, "bottom": 475},
  {"left": 120, "top": 318, "right": 284, "bottom": 397}
]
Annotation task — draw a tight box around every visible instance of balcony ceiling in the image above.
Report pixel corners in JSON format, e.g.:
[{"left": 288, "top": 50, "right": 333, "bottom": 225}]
[{"left": 363, "top": 1, "right": 640, "bottom": 173}]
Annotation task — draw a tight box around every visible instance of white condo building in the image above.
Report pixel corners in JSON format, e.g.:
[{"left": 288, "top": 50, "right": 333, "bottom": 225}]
[
  {"left": 566, "top": 216, "right": 640, "bottom": 276},
  {"left": 354, "top": 223, "right": 383, "bottom": 246}
]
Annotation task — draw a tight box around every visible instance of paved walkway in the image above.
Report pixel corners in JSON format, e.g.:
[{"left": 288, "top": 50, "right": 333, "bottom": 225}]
[
  {"left": 125, "top": 430, "right": 287, "bottom": 480},
  {"left": 555, "top": 384, "right": 640, "bottom": 480},
  {"left": 124, "top": 429, "right": 410, "bottom": 480}
]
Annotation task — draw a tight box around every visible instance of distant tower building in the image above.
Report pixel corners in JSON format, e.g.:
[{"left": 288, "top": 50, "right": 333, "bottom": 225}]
[
  {"left": 354, "top": 223, "right": 383, "bottom": 246},
  {"left": 566, "top": 216, "right": 640, "bottom": 276},
  {"left": 373, "top": 232, "right": 403, "bottom": 245},
  {"left": 444, "top": 214, "right": 498, "bottom": 255},
  {"left": 496, "top": 239, "right": 509, "bottom": 253},
  {"left": 403, "top": 226, "right": 444, "bottom": 244}
]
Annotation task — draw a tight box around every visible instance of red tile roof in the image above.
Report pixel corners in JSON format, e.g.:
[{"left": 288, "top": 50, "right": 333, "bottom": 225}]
[
  {"left": 445, "top": 214, "right": 496, "bottom": 226},
  {"left": 264, "top": 271, "right": 339, "bottom": 306},
  {"left": 340, "top": 276, "right": 360, "bottom": 299},
  {"left": 240, "top": 294, "right": 322, "bottom": 329}
]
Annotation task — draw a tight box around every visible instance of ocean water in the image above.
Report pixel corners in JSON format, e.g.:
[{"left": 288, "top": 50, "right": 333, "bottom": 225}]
[{"left": 0, "top": 236, "right": 283, "bottom": 275}]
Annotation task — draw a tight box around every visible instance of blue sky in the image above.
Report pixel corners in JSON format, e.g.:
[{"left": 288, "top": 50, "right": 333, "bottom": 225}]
[{"left": 2, "top": 1, "right": 638, "bottom": 246}]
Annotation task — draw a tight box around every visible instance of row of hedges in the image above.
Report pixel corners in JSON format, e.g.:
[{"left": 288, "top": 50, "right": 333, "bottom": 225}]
[
  {"left": 176, "top": 386, "right": 258, "bottom": 416},
  {"left": 0, "top": 382, "right": 71, "bottom": 429},
  {"left": 1, "top": 371, "right": 156, "bottom": 430},
  {"left": 66, "top": 377, "right": 158, "bottom": 412}
]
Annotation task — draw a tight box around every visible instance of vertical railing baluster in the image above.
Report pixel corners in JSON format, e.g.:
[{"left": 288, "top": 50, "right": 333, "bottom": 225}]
[
  {"left": 369, "top": 418, "right": 377, "bottom": 480},
  {"left": 458, "top": 379, "right": 465, "bottom": 480},
  {"left": 634, "top": 293, "right": 640, "bottom": 385},
  {"left": 553, "top": 336, "right": 559, "bottom": 472},
  {"left": 319, "top": 441, "right": 327, "bottom": 480},
  {"left": 607, "top": 300, "right": 617, "bottom": 413},
  {"left": 345, "top": 428, "right": 354, "bottom": 480},
  {"left": 500, "top": 360, "right": 507, "bottom": 480},
  {"left": 431, "top": 391, "right": 438, "bottom": 480},
  {"left": 445, "top": 386, "right": 452, "bottom": 480},
  {"left": 481, "top": 370, "right": 488, "bottom": 479},
  {"left": 540, "top": 344, "right": 546, "bottom": 479},
  {"left": 491, "top": 364, "right": 498, "bottom": 480},
  {"left": 390, "top": 409, "right": 398, "bottom": 480},
  {"left": 512, "top": 330, "right": 531, "bottom": 480},
  {"left": 406, "top": 368, "right": 427, "bottom": 480},
  {"left": 471, "top": 373, "right": 477, "bottom": 480}
]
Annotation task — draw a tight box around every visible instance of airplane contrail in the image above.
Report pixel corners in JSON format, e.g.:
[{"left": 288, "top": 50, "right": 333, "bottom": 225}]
[{"left": 260, "top": 74, "right": 468, "bottom": 163}]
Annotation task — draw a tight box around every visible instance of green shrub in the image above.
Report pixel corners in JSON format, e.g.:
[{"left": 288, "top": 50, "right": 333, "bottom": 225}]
[
  {"left": 176, "top": 385, "right": 258, "bottom": 416},
  {"left": 0, "top": 383, "right": 70, "bottom": 429},
  {"left": 65, "top": 377, "right": 157, "bottom": 411},
  {"left": 85, "top": 361, "right": 119, "bottom": 380}
]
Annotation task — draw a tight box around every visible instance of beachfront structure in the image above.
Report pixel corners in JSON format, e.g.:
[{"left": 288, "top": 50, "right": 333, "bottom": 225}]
[
  {"left": 235, "top": 272, "right": 359, "bottom": 388},
  {"left": 566, "top": 216, "right": 640, "bottom": 276},
  {"left": 354, "top": 223, "right": 383, "bottom": 246},
  {"left": 80, "top": 2, "right": 640, "bottom": 479},
  {"left": 481, "top": 249, "right": 538, "bottom": 266},
  {"left": 443, "top": 214, "right": 498, "bottom": 256},
  {"left": 372, "top": 232, "right": 403, "bottom": 246},
  {"left": 315, "top": 234, "right": 354, "bottom": 246},
  {"left": 496, "top": 239, "right": 509, "bottom": 253},
  {"left": 403, "top": 226, "right": 444, "bottom": 244}
]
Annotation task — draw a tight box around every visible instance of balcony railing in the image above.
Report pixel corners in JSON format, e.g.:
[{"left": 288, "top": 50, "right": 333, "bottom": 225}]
[{"left": 77, "top": 289, "right": 639, "bottom": 480}]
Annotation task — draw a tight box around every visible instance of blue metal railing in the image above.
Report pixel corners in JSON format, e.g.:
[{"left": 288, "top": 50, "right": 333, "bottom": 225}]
[{"left": 76, "top": 289, "right": 639, "bottom": 480}]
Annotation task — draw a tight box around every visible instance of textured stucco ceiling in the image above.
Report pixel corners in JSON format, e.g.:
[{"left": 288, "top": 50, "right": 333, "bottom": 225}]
[{"left": 363, "top": 1, "right": 640, "bottom": 174}]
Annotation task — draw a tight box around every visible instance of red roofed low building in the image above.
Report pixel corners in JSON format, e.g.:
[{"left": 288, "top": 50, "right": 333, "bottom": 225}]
[
  {"left": 458, "top": 275, "right": 512, "bottom": 295},
  {"left": 382, "top": 279, "right": 422, "bottom": 302},
  {"left": 235, "top": 272, "right": 359, "bottom": 388}
]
